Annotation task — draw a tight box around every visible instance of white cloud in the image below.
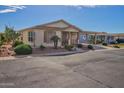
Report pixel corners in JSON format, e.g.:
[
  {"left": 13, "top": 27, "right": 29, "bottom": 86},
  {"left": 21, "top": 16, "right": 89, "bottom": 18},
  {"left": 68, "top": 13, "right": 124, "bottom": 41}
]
[
  {"left": 81, "top": 5, "right": 96, "bottom": 8},
  {"left": 0, "top": 5, "right": 26, "bottom": 14},
  {"left": 68, "top": 5, "right": 97, "bottom": 9},
  {"left": 6, "top": 5, "right": 26, "bottom": 10},
  {"left": 0, "top": 8, "right": 16, "bottom": 13}
]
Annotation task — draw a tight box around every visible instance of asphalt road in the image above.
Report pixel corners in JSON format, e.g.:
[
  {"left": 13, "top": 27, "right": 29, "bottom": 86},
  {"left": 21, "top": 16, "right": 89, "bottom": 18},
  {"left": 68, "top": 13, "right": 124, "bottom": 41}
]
[{"left": 0, "top": 49, "right": 124, "bottom": 88}]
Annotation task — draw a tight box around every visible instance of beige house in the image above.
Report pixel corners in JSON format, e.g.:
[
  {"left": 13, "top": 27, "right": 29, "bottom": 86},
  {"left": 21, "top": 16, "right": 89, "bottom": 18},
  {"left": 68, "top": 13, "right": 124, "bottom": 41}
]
[{"left": 19, "top": 20, "right": 81, "bottom": 48}]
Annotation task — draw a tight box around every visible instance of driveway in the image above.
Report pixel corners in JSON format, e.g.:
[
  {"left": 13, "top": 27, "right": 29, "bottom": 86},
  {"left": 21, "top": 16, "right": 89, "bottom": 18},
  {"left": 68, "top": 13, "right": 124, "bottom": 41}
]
[{"left": 0, "top": 49, "right": 124, "bottom": 88}]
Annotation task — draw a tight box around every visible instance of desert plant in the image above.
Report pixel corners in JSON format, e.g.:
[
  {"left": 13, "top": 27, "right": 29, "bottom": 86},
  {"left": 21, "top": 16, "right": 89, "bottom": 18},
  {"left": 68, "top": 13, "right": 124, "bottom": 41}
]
[
  {"left": 4, "top": 26, "right": 20, "bottom": 44},
  {"left": 102, "top": 43, "right": 108, "bottom": 46},
  {"left": 12, "top": 40, "right": 23, "bottom": 47},
  {"left": 51, "top": 35, "right": 60, "bottom": 49},
  {"left": 113, "top": 46, "right": 120, "bottom": 48},
  {"left": 40, "top": 44, "right": 45, "bottom": 50},
  {"left": 0, "top": 33, "right": 5, "bottom": 47},
  {"left": 64, "top": 45, "right": 74, "bottom": 51},
  {"left": 14, "top": 44, "right": 32, "bottom": 55},
  {"left": 77, "top": 44, "right": 83, "bottom": 48},
  {"left": 88, "top": 35, "right": 95, "bottom": 44},
  {"left": 96, "top": 40, "right": 102, "bottom": 44},
  {"left": 87, "top": 45, "right": 94, "bottom": 50}
]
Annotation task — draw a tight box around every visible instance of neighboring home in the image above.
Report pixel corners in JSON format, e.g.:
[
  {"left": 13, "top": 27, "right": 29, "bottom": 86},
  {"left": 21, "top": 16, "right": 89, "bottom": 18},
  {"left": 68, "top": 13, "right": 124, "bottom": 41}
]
[
  {"left": 107, "top": 33, "right": 124, "bottom": 43},
  {"left": 110, "top": 33, "right": 124, "bottom": 39},
  {"left": 79, "top": 31, "right": 107, "bottom": 44},
  {"left": 19, "top": 19, "right": 81, "bottom": 48}
]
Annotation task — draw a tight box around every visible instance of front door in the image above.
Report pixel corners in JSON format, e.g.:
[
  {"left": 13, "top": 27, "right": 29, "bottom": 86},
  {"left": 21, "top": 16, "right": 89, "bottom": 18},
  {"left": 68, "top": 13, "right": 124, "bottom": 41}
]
[
  {"left": 62, "top": 32, "right": 69, "bottom": 46},
  {"left": 71, "top": 32, "right": 78, "bottom": 45}
]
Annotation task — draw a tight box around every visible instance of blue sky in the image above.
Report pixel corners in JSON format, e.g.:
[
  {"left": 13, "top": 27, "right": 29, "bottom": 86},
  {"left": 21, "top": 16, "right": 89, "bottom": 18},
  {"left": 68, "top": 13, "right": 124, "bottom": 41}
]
[{"left": 0, "top": 5, "right": 124, "bottom": 33}]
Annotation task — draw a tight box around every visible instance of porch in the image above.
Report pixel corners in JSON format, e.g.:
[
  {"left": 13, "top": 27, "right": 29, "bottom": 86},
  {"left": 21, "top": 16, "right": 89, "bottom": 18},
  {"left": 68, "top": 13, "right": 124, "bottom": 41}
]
[{"left": 61, "top": 31, "right": 79, "bottom": 46}]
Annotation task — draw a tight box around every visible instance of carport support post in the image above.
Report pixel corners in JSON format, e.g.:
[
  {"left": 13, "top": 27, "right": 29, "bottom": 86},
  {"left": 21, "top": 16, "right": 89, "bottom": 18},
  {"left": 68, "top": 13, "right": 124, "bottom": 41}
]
[
  {"left": 77, "top": 32, "right": 79, "bottom": 44},
  {"left": 94, "top": 33, "right": 97, "bottom": 44},
  {"left": 68, "top": 32, "right": 71, "bottom": 45},
  {"left": 104, "top": 35, "right": 108, "bottom": 43}
]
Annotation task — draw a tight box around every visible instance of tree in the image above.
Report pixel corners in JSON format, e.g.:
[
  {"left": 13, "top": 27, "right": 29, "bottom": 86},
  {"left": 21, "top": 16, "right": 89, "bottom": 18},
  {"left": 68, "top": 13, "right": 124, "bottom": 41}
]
[
  {"left": 0, "top": 33, "right": 5, "bottom": 55},
  {"left": 51, "top": 35, "right": 60, "bottom": 49},
  {"left": 4, "top": 26, "right": 20, "bottom": 45},
  {"left": 0, "top": 33, "right": 5, "bottom": 47}
]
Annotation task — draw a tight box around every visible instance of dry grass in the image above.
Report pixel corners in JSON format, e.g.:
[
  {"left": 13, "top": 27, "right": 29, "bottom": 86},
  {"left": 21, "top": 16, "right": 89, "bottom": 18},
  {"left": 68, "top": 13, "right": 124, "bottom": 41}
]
[{"left": 110, "top": 44, "right": 124, "bottom": 48}]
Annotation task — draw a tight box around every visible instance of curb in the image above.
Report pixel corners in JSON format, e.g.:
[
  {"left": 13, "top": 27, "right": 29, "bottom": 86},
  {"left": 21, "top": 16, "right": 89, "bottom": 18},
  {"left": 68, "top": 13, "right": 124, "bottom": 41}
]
[{"left": 43, "top": 50, "right": 89, "bottom": 56}]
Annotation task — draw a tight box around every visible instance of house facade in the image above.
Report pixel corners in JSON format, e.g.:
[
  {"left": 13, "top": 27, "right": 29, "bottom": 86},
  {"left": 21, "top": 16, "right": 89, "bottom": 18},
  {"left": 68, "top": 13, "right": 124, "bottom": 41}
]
[
  {"left": 19, "top": 19, "right": 124, "bottom": 47},
  {"left": 19, "top": 20, "right": 81, "bottom": 48}
]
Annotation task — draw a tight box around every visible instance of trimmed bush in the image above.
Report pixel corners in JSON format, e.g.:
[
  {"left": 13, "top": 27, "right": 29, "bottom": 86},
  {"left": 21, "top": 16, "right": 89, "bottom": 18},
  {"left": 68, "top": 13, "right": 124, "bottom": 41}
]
[
  {"left": 102, "top": 43, "right": 107, "bottom": 46},
  {"left": 40, "top": 44, "right": 45, "bottom": 50},
  {"left": 64, "top": 45, "right": 74, "bottom": 51},
  {"left": 87, "top": 45, "right": 94, "bottom": 50},
  {"left": 113, "top": 46, "right": 120, "bottom": 48},
  {"left": 14, "top": 44, "right": 32, "bottom": 55},
  {"left": 13, "top": 41, "right": 23, "bottom": 47},
  {"left": 77, "top": 44, "right": 83, "bottom": 48}
]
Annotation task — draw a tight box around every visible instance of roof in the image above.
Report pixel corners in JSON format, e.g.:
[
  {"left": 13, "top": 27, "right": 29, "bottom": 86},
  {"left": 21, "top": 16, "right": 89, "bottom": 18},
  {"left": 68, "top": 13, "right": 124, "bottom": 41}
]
[
  {"left": 19, "top": 19, "right": 82, "bottom": 32},
  {"left": 80, "top": 31, "right": 107, "bottom": 35},
  {"left": 110, "top": 33, "right": 124, "bottom": 37}
]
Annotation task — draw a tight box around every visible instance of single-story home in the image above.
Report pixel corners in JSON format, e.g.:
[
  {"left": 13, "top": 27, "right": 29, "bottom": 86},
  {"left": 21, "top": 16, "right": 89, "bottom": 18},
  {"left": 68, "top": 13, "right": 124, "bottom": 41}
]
[
  {"left": 19, "top": 19, "right": 124, "bottom": 47},
  {"left": 19, "top": 19, "right": 81, "bottom": 48}
]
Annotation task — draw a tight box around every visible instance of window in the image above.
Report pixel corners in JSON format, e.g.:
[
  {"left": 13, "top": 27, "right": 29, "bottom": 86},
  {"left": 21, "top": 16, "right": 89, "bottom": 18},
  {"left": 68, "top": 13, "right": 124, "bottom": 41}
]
[
  {"left": 44, "top": 31, "right": 56, "bottom": 43},
  {"left": 28, "top": 32, "right": 35, "bottom": 42}
]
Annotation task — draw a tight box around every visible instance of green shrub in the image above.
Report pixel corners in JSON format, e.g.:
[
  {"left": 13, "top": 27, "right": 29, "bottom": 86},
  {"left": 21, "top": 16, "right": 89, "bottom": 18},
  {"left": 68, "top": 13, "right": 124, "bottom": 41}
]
[
  {"left": 64, "top": 45, "right": 74, "bottom": 51},
  {"left": 27, "top": 44, "right": 32, "bottom": 49},
  {"left": 13, "top": 41, "right": 23, "bottom": 47},
  {"left": 40, "top": 44, "right": 45, "bottom": 50},
  {"left": 77, "top": 44, "right": 83, "bottom": 48},
  {"left": 102, "top": 43, "right": 107, "bottom": 46},
  {"left": 113, "top": 46, "right": 120, "bottom": 48},
  {"left": 14, "top": 44, "right": 32, "bottom": 55},
  {"left": 87, "top": 45, "right": 94, "bottom": 50}
]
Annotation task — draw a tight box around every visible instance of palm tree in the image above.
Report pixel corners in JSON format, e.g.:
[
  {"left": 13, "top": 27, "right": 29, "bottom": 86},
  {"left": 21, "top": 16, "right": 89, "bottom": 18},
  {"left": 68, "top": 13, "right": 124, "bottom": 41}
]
[{"left": 51, "top": 35, "right": 60, "bottom": 49}]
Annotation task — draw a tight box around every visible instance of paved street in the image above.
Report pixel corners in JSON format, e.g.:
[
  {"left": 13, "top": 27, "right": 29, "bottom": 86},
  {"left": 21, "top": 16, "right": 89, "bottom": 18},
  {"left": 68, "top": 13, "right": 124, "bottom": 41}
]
[{"left": 0, "top": 49, "right": 124, "bottom": 88}]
